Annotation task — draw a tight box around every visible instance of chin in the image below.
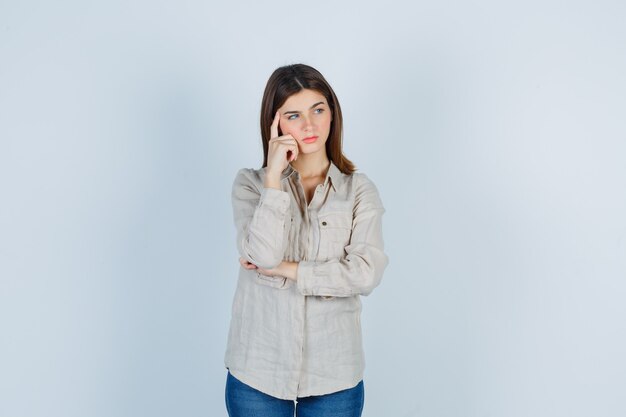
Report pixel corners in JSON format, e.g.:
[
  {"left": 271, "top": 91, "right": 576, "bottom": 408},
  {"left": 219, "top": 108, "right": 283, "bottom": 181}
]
[{"left": 301, "top": 144, "right": 326, "bottom": 154}]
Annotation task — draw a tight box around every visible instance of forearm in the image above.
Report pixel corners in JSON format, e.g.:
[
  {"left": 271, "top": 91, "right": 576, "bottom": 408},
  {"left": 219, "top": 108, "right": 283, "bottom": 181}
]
[
  {"left": 282, "top": 261, "right": 299, "bottom": 281},
  {"left": 236, "top": 188, "right": 290, "bottom": 269},
  {"left": 257, "top": 261, "right": 299, "bottom": 281},
  {"left": 296, "top": 245, "right": 389, "bottom": 297}
]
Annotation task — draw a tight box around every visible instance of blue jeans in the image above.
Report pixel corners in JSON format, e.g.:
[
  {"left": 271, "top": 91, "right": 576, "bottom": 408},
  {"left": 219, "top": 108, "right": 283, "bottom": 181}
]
[{"left": 225, "top": 371, "right": 364, "bottom": 417}]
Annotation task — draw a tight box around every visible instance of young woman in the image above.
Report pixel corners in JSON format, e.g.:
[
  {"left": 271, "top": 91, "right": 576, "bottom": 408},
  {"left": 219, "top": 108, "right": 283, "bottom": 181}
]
[{"left": 224, "top": 63, "right": 389, "bottom": 417}]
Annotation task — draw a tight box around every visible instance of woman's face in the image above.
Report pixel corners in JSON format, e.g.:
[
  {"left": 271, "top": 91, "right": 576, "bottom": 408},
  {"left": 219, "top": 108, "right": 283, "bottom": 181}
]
[{"left": 277, "top": 89, "right": 332, "bottom": 156}]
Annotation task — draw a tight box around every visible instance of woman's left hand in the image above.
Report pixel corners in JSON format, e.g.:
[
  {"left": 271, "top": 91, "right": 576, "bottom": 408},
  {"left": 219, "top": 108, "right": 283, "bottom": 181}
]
[
  {"left": 239, "top": 258, "right": 298, "bottom": 281},
  {"left": 239, "top": 257, "right": 258, "bottom": 270}
]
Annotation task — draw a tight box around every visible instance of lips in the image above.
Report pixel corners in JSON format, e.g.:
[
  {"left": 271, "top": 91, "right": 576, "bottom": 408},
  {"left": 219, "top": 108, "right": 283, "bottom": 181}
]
[{"left": 303, "top": 136, "right": 318, "bottom": 143}]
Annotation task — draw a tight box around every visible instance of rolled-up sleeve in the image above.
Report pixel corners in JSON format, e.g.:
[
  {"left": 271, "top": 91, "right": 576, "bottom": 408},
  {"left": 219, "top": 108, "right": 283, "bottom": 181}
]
[
  {"left": 232, "top": 168, "right": 291, "bottom": 270},
  {"left": 296, "top": 173, "right": 389, "bottom": 297}
]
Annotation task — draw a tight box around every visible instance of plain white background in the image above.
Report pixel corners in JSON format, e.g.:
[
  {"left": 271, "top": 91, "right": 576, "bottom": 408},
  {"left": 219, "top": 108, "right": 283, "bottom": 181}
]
[{"left": 1, "top": 1, "right": 625, "bottom": 416}]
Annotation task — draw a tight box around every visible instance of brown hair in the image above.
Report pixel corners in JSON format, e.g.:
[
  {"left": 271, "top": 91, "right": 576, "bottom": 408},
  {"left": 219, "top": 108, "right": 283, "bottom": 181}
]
[{"left": 259, "top": 63, "right": 356, "bottom": 174}]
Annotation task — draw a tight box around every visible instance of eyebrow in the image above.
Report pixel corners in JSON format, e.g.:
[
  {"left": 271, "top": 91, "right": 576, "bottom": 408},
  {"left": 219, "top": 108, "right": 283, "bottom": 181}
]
[{"left": 283, "top": 101, "right": 326, "bottom": 115}]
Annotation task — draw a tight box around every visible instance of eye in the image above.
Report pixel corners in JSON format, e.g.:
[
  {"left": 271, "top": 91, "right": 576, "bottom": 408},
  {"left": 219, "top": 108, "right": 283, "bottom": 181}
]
[
  {"left": 314, "top": 108, "right": 325, "bottom": 114},
  {"left": 287, "top": 114, "right": 299, "bottom": 120}
]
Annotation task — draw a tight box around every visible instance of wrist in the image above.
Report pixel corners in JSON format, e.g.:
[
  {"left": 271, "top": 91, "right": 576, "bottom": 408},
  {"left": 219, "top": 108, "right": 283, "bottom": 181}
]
[
  {"left": 281, "top": 261, "right": 299, "bottom": 281},
  {"left": 264, "top": 170, "right": 282, "bottom": 189}
]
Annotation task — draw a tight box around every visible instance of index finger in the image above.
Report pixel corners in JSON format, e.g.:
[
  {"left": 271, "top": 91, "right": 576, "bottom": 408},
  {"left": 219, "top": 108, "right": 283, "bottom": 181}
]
[{"left": 270, "top": 110, "right": 280, "bottom": 139}]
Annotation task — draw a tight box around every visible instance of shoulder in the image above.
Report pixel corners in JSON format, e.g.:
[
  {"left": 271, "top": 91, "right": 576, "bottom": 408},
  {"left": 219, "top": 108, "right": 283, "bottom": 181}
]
[
  {"left": 234, "top": 166, "right": 264, "bottom": 179},
  {"left": 351, "top": 171, "right": 382, "bottom": 194},
  {"left": 352, "top": 171, "right": 377, "bottom": 186},
  {"left": 232, "top": 167, "right": 265, "bottom": 194},
  {"left": 350, "top": 171, "right": 384, "bottom": 210},
  {"left": 233, "top": 167, "right": 266, "bottom": 184}
]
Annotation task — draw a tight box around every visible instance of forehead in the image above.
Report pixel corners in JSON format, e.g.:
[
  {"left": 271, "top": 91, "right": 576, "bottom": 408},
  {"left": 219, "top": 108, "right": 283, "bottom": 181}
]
[{"left": 281, "top": 89, "right": 327, "bottom": 108}]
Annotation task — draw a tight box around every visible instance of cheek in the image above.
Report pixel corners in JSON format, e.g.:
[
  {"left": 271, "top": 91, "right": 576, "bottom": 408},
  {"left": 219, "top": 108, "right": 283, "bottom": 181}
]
[
  {"left": 278, "top": 120, "right": 288, "bottom": 135},
  {"left": 280, "top": 121, "right": 300, "bottom": 137},
  {"left": 321, "top": 115, "right": 332, "bottom": 130}
]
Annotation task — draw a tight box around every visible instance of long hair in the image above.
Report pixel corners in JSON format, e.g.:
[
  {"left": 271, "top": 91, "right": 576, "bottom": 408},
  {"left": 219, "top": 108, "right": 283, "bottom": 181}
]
[{"left": 259, "top": 64, "right": 356, "bottom": 174}]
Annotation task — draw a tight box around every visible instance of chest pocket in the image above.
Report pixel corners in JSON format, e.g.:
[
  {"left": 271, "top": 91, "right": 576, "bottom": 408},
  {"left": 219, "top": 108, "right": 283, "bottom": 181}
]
[{"left": 318, "top": 210, "right": 353, "bottom": 261}]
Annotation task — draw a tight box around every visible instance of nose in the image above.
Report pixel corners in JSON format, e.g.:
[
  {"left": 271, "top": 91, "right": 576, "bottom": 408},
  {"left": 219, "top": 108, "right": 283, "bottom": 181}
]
[{"left": 302, "top": 115, "right": 313, "bottom": 133}]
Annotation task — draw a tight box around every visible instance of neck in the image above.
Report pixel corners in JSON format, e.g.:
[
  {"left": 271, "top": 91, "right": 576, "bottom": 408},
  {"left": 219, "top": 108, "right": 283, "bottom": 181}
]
[{"left": 290, "top": 152, "right": 330, "bottom": 178}]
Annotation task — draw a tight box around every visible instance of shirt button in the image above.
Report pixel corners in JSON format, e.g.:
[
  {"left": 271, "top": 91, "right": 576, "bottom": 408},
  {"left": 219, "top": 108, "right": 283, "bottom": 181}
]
[{"left": 321, "top": 221, "right": 327, "bottom": 226}]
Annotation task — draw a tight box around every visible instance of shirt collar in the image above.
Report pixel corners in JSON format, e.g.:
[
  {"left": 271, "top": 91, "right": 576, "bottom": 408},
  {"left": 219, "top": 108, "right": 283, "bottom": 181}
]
[{"left": 280, "top": 159, "right": 345, "bottom": 192}]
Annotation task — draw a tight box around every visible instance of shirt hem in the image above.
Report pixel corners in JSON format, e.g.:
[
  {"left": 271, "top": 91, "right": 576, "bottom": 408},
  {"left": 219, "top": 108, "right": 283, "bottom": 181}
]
[
  {"left": 225, "top": 365, "right": 364, "bottom": 401},
  {"left": 225, "top": 366, "right": 297, "bottom": 401}
]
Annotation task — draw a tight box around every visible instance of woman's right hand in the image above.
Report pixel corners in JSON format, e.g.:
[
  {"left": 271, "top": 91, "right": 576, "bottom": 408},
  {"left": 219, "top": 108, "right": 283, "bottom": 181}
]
[{"left": 266, "top": 110, "right": 299, "bottom": 177}]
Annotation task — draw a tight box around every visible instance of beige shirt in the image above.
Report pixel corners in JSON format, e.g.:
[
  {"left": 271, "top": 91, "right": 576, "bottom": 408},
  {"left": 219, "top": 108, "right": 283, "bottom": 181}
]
[{"left": 224, "top": 160, "right": 389, "bottom": 400}]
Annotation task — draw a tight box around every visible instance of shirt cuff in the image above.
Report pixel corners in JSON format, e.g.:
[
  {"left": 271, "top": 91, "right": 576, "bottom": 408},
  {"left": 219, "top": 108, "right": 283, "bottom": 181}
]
[
  {"left": 256, "top": 272, "right": 295, "bottom": 289},
  {"left": 296, "top": 260, "right": 331, "bottom": 296}
]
